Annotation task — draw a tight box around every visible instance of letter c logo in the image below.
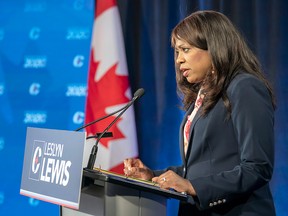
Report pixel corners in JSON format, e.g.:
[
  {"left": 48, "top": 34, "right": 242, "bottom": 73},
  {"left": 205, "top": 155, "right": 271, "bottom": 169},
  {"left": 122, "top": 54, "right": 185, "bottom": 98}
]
[{"left": 31, "top": 147, "right": 42, "bottom": 174}]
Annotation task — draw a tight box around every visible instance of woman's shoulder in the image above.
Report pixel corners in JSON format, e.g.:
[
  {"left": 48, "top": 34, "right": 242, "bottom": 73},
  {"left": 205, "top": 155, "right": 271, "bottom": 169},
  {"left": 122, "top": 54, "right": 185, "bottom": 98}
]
[
  {"left": 227, "top": 71, "right": 269, "bottom": 100},
  {"left": 231, "top": 72, "right": 260, "bottom": 84},
  {"left": 228, "top": 72, "right": 265, "bottom": 91}
]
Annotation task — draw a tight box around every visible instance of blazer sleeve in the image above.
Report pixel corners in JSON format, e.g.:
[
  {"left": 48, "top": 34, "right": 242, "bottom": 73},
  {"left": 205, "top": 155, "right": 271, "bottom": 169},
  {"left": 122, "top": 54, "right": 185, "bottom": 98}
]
[
  {"left": 190, "top": 75, "right": 275, "bottom": 210},
  {"left": 153, "top": 164, "right": 184, "bottom": 177}
]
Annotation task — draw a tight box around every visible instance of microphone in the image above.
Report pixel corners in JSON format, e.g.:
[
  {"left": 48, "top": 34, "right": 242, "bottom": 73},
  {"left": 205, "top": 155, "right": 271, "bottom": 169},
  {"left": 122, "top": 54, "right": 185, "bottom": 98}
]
[
  {"left": 75, "top": 88, "right": 144, "bottom": 139},
  {"left": 85, "top": 88, "right": 145, "bottom": 170},
  {"left": 75, "top": 105, "right": 127, "bottom": 132}
]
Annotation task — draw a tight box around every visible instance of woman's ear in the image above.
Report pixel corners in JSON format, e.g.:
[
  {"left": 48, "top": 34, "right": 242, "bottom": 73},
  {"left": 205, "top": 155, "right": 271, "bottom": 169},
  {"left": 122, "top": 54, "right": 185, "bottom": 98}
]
[{"left": 211, "top": 64, "right": 215, "bottom": 74}]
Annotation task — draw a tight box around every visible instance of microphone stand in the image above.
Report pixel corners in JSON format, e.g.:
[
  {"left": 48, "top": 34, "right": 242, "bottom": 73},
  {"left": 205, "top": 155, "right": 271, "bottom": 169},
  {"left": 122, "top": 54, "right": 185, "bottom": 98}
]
[
  {"left": 86, "top": 100, "right": 134, "bottom": 170},
  {"left": 84, "top": 88, "right": 145, "bottom": 171},
  {"left": 86, "top": 132, "right": 113, "bottom": 140},
  {"left": 74, "top": 106, "right": 127, "bottom": 132}
]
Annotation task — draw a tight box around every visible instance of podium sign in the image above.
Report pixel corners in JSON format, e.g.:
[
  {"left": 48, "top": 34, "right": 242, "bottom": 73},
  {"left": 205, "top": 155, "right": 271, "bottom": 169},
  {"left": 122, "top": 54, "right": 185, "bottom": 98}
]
[{"left": 20, "top": 127, "right": 86, "bottom": 209}]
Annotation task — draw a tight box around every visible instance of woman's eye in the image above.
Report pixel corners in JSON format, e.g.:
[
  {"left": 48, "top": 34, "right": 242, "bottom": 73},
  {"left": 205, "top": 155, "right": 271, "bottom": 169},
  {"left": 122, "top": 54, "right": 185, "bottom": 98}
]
[{"left": 182, "top": 48, "right": 189, "bottom": 52}]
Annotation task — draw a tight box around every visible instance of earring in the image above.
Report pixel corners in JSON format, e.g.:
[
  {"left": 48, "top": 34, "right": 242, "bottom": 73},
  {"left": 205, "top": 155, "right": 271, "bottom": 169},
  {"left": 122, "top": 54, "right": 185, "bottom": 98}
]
[{"left": 211, "top": 70, "right": 215, "bottom": 74}]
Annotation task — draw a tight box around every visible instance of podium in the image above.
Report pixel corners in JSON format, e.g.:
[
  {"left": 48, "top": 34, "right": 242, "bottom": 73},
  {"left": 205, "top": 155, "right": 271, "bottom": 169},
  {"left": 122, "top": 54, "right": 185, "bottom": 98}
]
[{"left": 61, "top": 169, "right": 188, "bottom": 216}]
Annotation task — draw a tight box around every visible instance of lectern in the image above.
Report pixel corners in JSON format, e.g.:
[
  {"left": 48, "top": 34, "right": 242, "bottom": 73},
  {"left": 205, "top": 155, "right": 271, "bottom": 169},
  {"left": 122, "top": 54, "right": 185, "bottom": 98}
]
[{"left": 61, "top": 169, "right": 187, "bottom": 216}]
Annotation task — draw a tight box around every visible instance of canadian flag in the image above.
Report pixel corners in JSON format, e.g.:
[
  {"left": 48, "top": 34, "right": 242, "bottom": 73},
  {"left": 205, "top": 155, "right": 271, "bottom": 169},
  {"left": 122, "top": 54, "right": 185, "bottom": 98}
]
[{"left": 84, "top": 0, "right": 138, "bottom": 174}]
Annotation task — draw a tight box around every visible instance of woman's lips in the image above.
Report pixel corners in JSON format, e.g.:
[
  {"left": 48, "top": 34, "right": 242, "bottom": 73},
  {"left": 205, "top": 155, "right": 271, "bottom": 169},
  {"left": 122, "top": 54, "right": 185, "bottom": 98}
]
[{"left": 183, "top": 69, "right": 189, "bottom": 77}]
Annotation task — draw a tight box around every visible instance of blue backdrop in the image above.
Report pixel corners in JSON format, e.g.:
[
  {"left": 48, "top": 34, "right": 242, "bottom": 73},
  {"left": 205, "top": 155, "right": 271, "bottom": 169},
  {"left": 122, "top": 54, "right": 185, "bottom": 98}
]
[
  {"left": 0, "top": 0, "right": 93, "bottom": 215},
  {"left": 0, "top": 0, "right": 287, "bottom": 215}
]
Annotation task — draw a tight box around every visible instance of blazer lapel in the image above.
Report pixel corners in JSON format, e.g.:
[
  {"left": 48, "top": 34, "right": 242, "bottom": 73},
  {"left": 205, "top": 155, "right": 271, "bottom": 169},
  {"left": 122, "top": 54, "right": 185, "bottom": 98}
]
[
  {"left": 185, "top": 106, "right": 202, "bottom": 160},
  {"left": 179, "top": 104, "right": 195, "bottom": 162},
  {"left": 189, "top": 109, "right": 201, "bottom": 135}
]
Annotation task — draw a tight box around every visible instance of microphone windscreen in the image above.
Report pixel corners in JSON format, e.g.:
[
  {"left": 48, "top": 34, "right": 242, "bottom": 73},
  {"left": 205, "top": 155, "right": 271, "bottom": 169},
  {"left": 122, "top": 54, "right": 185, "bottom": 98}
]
[{"left": 134, "top": 88, "right": 145, "bottom": 99}]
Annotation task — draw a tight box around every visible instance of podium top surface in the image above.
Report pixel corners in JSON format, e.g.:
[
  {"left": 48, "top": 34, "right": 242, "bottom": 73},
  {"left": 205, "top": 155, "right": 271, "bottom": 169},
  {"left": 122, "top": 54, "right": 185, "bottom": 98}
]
[{"left": 83, "top": 168, "right": 188, "bottom": 201}]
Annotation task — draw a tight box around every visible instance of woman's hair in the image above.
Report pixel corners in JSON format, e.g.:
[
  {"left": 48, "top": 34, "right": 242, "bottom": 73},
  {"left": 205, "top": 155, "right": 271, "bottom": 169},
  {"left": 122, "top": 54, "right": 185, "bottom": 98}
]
[{"left": 171, "top": 10, "right": 276, "bottom": 116}]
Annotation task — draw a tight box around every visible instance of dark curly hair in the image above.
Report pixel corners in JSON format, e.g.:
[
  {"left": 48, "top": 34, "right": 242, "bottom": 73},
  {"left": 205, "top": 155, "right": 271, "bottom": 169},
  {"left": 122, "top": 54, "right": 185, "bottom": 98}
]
[{"left": 171, "top": 10, "right": 276, "bottom": 117}]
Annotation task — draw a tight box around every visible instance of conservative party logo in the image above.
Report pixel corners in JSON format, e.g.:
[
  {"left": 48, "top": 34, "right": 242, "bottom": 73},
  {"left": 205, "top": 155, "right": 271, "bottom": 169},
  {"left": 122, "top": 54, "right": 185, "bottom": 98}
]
[{"left": 29, "top": 140, "right": 72, "bottom": 186}]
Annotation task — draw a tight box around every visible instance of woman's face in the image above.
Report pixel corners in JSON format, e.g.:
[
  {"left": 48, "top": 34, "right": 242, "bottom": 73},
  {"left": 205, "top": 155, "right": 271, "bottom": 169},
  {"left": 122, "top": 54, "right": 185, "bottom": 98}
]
[{"left": 174, "top": 38, "right": 212, "bottom": 84}]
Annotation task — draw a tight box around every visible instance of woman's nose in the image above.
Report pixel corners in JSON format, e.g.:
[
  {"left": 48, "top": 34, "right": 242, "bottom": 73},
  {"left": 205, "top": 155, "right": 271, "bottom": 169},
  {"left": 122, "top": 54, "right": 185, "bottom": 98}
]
[{"left": 176, "top": 53, "right": 184, "bottom": 64}]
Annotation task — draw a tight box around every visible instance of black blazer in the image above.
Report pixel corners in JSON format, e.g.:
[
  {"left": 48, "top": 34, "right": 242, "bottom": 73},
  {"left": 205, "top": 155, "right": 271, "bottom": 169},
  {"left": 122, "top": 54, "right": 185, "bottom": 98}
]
[{"left": 155, "top": 73, "right": 276, "bottom": 216}]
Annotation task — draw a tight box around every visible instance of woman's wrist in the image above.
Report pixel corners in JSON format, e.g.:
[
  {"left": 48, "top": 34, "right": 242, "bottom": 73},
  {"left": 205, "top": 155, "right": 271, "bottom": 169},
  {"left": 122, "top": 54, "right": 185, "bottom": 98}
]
[{"left": 185, "top": 179, "right": 196, "bottom": 196}]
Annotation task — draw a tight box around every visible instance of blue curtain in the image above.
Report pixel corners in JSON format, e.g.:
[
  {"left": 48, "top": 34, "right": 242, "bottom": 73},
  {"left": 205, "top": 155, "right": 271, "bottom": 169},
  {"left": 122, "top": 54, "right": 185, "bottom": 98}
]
[
  {"left": 0, "top": 0, "right": 286, "bottom": 215},
  {"left": 118, "top": 0, "right": 288, "bottom": 215}
]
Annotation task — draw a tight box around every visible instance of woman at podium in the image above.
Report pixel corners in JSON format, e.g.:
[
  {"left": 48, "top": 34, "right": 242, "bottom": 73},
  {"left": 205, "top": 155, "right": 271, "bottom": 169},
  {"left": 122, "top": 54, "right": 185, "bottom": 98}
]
[{"left": 124, "top": 10, "right": 276, "bottom": 216}]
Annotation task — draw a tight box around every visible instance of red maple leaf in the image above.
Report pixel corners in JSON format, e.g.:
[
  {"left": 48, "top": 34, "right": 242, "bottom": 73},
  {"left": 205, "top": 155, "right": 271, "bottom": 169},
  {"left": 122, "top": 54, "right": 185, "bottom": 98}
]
[{"left": 85, "top": 50, "right": 130, "bottom": 148}]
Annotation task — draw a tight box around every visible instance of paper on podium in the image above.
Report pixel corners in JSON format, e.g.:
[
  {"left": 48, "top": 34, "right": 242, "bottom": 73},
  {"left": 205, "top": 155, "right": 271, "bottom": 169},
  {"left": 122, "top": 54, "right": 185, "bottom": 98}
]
[{"left": 83, "top": 168, "right": 188, "bottom": 201}]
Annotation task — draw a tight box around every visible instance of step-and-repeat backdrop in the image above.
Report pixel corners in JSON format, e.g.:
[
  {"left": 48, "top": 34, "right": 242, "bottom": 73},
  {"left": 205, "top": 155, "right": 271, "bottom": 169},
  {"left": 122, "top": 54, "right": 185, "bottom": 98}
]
[{"left": 0, "top": 1, "right": 93, "bottom": 214}]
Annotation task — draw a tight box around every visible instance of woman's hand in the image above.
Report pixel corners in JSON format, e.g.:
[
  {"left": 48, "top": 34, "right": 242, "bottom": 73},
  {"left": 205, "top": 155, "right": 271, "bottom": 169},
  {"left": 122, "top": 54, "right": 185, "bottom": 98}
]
[
  {"left": 152, "top": 170, "right": 196, "bottom": 196},
  {"left": 123, "top": 158, "right": 154, "bottom": 180}
]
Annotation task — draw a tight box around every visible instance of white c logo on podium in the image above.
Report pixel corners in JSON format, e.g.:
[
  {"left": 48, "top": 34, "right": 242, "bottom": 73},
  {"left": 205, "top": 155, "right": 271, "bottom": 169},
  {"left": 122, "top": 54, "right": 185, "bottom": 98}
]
[{"left": 31, "top": 146, "right": 42, "bottom": 174}]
